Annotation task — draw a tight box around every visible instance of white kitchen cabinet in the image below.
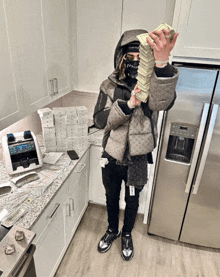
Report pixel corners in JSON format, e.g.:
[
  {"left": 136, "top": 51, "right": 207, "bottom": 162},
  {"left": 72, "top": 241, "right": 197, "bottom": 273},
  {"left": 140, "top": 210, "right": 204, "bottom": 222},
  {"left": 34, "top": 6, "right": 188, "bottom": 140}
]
[
  {"left": 30, "top": 0, "right": 72, "bottom": 114},
  {"left": 1, "top": 0, "right": 72, "bottom": 130},
  {"left": 32, "top": 186, "right": 66, "bottom": 277},
  {"left": 172, "top": 0, "right": 220, "bottom": 64},
  {"left": 0, "top": 0, "right": 40, "bottom": 130},
  {"left": 89, "top": 145, "right": 106, "bottom": 205},
  {"left": 31, "top": 149, "right": 89, "bottom": 277},
  {"left": 0, "top": 1, "right": 26, "bottom": 130},
  {"left": 65, "top": 149, "right": 89, "bottom": 244},
  {"left": 3, "top": 0, "right": 49, "bottom": 120}
]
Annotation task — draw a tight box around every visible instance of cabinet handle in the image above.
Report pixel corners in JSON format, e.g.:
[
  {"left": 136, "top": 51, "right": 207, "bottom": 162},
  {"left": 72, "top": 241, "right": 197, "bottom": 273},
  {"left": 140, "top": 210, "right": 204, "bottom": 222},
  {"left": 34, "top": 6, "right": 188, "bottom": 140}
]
[
  {"left": 185, "top": 103, "right": 209, "bottom": 193},
  {"left": 47, "top": 203, "right": 60, "bottom": 219},
  {"left": 49, "top": 79, "right": 54, "bottom": 95},
  {"left": 66, "top": 203, "right": 71, "bottom": 217},
  {"left": 53, "top": 78, "right": 58, "bottom": 94},
  {"left": 192, "top": 104, "right": 219, "bottom": 194},
  {"left": 75, "top": 163, "right": 86, "bottom": 173},
  {"left": 70, "top": 198, "right": 74, "bottom": 211}
]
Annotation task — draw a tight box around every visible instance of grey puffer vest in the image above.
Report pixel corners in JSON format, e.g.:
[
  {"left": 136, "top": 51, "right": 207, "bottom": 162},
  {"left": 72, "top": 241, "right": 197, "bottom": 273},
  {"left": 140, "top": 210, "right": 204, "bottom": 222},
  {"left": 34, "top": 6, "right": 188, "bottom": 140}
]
[
  {"left": 103, "top": 70, "right": 179, "bottom": 162},
  {"left": 93, "top": 29, "right": 179, "bottom": 162}
]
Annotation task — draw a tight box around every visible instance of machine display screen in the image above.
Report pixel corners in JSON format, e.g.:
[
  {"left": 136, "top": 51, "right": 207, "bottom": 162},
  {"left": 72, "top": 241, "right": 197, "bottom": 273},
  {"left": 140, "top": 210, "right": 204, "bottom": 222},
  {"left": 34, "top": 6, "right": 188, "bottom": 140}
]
[{"left": 17, "top": 144, "right": 28, "bottom": 152}]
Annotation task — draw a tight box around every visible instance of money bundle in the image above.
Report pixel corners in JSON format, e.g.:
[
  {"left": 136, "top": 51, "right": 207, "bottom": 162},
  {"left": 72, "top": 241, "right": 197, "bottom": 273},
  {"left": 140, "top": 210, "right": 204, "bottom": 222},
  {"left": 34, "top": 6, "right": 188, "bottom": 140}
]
[
  {"left": 38, "top": 106, "right": 88, "bottom": 152},
  {"left": 136, "top": 23, "right": 175, "bottom": 102}
]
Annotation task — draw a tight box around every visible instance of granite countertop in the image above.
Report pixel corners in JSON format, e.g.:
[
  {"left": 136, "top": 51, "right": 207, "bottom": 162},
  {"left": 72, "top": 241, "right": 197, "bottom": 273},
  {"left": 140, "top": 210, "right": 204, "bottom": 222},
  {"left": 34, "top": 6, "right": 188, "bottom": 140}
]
[{"left": 0, "top": 128, "right": 103, "bottom": 230}]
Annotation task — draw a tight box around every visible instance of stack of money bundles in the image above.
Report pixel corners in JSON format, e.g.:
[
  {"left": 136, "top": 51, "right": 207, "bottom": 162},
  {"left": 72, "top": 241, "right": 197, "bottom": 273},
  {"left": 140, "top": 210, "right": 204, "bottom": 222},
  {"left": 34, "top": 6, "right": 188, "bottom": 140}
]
[
  {"left": 38, "top": 106, "right": 88, "bottom": 152},
  {"left": 53, "top": 108, "right": 68, "bottom": 152},
  {"left": 136, "top": 23, "right": 175, "bottom": 103},
  {"left": 38, "top": 108, "right": 56, "bottom": 152},
  {"left": 66, "top": 106, "right": 88, "bottom": 152}
]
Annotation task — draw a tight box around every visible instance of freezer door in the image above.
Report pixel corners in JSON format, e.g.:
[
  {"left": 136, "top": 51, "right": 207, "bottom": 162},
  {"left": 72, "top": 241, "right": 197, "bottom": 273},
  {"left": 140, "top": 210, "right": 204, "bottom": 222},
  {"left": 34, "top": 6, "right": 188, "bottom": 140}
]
[
  {"left": 180, "top": 76, "right": 220, "bottom": 248},
  {"left": 148, "top": 67, "right": 218, "bottom": 241}
]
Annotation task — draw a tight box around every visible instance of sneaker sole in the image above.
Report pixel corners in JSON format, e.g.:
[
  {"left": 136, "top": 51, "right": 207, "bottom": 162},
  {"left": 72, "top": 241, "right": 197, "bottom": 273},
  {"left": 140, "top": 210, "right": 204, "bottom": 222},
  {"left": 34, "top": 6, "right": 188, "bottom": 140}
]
[{"left": 98, "top": 231, "right": 121, "bottom": 253}]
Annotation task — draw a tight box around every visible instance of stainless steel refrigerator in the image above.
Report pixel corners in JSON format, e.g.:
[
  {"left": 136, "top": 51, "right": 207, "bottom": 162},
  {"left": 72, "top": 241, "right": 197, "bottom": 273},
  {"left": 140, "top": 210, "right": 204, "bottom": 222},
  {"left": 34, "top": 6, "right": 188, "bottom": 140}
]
[{"left": 148, "top": 64, "right": 220, "bottom": 248}]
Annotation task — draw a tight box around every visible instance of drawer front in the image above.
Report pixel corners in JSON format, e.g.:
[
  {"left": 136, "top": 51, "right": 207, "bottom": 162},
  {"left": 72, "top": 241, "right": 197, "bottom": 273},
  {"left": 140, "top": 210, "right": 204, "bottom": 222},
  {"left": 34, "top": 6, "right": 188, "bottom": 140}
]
[
  {"left": 31, "top": 149, "right": 89, "bottom": 239},
  {"left": 31, "top": 184, "right": 65, "bottom": 243},
  {"left": 34, "top": 202, "right": 65, "bottom": 277}
]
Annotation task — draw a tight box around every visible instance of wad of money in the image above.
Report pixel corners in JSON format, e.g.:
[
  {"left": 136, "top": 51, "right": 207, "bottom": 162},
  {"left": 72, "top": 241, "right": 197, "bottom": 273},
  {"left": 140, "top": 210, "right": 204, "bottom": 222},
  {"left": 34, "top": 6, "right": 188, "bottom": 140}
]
[
  {"left": 136, "top": 23, "right": 176, "bottom": 103},
  {"left": 137, "top": 23, "right": 176, "bottom": 46}
]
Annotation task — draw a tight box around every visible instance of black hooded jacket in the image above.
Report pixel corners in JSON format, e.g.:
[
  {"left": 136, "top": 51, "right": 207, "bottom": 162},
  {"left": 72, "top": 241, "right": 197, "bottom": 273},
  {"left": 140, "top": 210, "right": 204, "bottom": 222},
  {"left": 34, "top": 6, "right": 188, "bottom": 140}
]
[
  {"left": 93, "top": 29, "right": 179, "bottom": 163},
  {"left": 93, "top": 29, "right": 176, "bottom": 130}
]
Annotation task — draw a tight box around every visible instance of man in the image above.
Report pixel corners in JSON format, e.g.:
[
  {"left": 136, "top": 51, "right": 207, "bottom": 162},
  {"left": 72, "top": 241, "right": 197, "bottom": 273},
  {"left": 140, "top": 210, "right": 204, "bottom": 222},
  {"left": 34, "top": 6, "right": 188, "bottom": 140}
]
[{"left": 93, "top": 28, "right": 179, "bottom": 261}]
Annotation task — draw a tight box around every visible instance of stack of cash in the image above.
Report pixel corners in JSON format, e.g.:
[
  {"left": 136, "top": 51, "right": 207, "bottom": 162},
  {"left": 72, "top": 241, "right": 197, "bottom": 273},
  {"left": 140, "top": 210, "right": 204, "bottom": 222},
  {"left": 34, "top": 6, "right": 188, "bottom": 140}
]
[
  {"left": 53, "top": 108, "right": 67, "bottom": 151},
  {"left": 38, "top": 108, "right": 56, "bottom": 152},
  {"left": 38, "top": 106, "right": 89, "bottom": 153},
  {"left": 136, "top": 23, "right": 175, "bottom": 103},
  {"left": 38, "top": 107, "right": 54, "bottom": 128},
  {"left": 66, "top": 106, "right": 89, "bottom": 152}
]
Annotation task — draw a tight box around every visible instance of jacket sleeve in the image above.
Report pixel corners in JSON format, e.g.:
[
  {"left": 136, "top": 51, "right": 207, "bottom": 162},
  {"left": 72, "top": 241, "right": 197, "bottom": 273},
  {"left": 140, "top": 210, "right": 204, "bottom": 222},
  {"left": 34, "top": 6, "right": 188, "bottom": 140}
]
[
  {"left": 147, "top": 65, "right": 179, "bottom": 111},
  {"left": 93, "top": 79, "right": 132, "bottom": 129},
  {"left": 105, "top": 99, "right": 132, "bottom": 131},
  {"left": 93, "top": 90, "right": 112, "bottom": 129}
]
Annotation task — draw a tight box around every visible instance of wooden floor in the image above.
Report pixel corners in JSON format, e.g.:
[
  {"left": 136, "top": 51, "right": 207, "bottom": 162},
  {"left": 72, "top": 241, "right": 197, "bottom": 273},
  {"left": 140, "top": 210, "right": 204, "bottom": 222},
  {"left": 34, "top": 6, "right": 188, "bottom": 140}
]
[{"left": 55, "top": 203, "right": 220, "bottom": 277}]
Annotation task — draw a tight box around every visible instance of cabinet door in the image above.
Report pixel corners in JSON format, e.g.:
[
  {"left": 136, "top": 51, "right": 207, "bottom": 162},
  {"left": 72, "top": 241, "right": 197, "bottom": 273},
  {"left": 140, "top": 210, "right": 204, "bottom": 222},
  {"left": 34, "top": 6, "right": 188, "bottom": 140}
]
[
  {"left": 31, "top": 185, "right": 66, "bottom": 277},
  {"left": 2, "top": 0, "right": 72, "bottom": 128},
  {"left": 89, "top": 145, "right": 106, "bottom": 205},
  {"left": 65, "top": 150, "right": 89, "bottom": 244},
  {"left": 0, "top": 1, "right": 26, "bottom": 130},
  {"left": 41, "top": 0, "right": 72, "bottom": 100},
  {"left": 4, "top": 0, "right": 50, "bottom": 116},
  {"left": 33, "top": 203, "right": 65, "bottom": 277},
  {"left": 172, "top": 0, "right": 220, "bottom": 62}
]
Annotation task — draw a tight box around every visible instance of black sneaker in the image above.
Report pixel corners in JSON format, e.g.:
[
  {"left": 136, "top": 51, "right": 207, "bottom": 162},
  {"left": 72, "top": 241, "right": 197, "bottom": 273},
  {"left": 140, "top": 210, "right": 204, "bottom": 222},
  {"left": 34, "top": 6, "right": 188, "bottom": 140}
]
[
  {"left": 121, "top": 232, "right": 134, "bottom": 261},
  {"left": 97, "top": 228, "right": 121, "bottom": 253}
]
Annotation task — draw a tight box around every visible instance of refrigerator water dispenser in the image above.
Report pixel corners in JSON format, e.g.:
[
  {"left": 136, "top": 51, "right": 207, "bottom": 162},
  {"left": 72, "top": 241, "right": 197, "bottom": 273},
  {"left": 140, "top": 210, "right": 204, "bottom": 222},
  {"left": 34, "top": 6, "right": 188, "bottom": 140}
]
[{"left": 166, "top": 123, "right": 198, "bottom": 163}]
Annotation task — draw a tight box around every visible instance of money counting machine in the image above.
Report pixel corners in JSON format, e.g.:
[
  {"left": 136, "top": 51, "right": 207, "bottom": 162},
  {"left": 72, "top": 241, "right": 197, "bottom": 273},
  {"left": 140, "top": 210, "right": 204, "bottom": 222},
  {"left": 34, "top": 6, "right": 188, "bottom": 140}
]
[{"left": 2, "top": 130, "right": 43, "bottom": 175}]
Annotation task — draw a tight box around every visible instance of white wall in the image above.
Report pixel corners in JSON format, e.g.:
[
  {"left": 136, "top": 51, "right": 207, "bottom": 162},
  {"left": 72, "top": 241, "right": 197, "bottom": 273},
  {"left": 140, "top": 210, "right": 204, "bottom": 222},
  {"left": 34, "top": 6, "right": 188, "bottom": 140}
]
[
  {"left": 69, "top": 0, "right": 78, "bottom": 90},
  {"left": 75, "top": 0, "right": 122, "bottom": 92},
  {"left": 73, "top": 0, "right": 176, "bottom": 93},
  {"left": 62, "top": 90, "right": 98, "bottom": 120},
  {"left": 121, "top": 0, "right": 175, "bottom": 33}
]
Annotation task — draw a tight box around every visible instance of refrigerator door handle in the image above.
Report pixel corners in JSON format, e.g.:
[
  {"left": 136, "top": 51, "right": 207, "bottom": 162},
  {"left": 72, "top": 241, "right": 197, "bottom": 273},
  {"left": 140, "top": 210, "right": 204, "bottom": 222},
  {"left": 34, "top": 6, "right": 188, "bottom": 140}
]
[
  {"left": 192, "top": 104, "right": 219, "bottom": 194},
  {"left": 185, "top": 103, "right": 209, "bottom": 193}
]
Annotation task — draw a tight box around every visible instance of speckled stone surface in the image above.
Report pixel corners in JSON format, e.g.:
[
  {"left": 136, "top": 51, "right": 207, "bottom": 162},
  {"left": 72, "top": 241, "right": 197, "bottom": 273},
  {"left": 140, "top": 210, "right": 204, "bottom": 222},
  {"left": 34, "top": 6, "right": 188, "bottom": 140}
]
[{"left": 0, "top": 129, "right": 103, "bottom": 230}]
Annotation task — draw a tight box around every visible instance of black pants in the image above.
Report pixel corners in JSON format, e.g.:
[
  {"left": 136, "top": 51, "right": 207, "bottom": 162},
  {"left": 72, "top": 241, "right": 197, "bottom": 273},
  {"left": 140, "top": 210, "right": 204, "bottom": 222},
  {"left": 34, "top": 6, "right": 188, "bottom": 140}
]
[{"left": 102, "top": 157, "right": 143, "bottom": 234}]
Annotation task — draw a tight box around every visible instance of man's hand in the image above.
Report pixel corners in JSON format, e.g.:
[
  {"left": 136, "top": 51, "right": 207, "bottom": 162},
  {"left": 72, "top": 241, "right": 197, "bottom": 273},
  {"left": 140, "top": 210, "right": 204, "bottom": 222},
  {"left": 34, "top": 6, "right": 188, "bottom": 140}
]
[
  {"left": 146, "top": 29, "right": 179, "bottom": 62},
  {"left": 128, "top": 84, "right": 141, "bottom": 108}
]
